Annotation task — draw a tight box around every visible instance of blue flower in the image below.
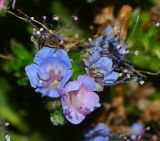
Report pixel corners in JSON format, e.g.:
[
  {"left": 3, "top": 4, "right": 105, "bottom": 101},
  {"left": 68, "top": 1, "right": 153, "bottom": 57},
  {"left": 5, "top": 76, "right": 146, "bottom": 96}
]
[
  {"left": 83, "top": 26, "right": 133, "bottom": 87},
  {"left": 84, "top": 49, "right": 119, "bottom": 87},
  {"left": 84, "top": 123, "right": 110, "bottom": 141},
  {"left": 93, "top": 26, "right": 128, "bottom": 59},
  {"left": 25, "top": 47, "right": 72, "bottom": 98}
]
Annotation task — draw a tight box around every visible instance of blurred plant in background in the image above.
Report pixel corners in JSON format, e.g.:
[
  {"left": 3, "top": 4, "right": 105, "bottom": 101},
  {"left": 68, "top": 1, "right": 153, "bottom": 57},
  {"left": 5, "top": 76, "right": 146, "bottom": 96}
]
[{"left": 0, "top": 0, "right": 160, "bottom": 141}]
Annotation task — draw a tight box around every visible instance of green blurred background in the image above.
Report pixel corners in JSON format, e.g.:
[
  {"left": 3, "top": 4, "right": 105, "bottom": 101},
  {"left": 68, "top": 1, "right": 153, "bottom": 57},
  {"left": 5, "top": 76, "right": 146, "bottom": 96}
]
[{"left": 0, "top": 0, "right": 160, "bottom": 140}]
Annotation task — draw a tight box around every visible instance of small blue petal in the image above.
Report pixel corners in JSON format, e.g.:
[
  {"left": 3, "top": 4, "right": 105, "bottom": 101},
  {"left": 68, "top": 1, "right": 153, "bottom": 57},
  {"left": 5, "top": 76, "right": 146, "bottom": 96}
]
[
  {"left": 118, "top": 44, "right": 128, "bottom": 55},
  {"left": 93, "top": 136, "right": 108, "bottom": 141},
  {"left": 55, "top": 49, "right": 72, "bottom": 68},
  {"left": 83, "top": 58, "right": 89, "bottom": 67},
  {"left": 94, "top": 37, "right": 102, "bottom": 49},
  {"left": 90, "top": 51, "right": 101, "bottom": 65},
  {"left": 105, "top": 26, "right": 113, "bottom": 37},
  {"left": 48, "top": 89, "right": 59, "bottom": 98},
  {"left": 104, "top": 72, "right": 119, "bottom": 83},
  {"left": 94, "top": 57, "right": 112, "bottom": 71},
  {"left": 94, "top": 123, "right": 110, "bottom": 133},
  {"left": 83, "top": 58, "right": 90, "bottom": 75},
  {"left": 85, "top": 67, "right": 90, "bottom": 75},
  {"left": 60, "top": 70, "right": 73, "bottom": 89},
  {"left": 35, "top": 88, "right": 59, "bottom": 98},
  {"left": 34, "top": 47, "right": 56, "bottom": 64},
  {"left": 25, "top": 64, "right": 38, "bottom": 88}
]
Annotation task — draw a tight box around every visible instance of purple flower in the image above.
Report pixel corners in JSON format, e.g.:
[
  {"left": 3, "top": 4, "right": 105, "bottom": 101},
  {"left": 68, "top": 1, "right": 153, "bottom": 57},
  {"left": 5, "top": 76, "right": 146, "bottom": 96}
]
[
  {"left": 61, "top": 75, "right": 100, "bottom": 124},
  {"left": 25, "top": 47, "right": 72, "bottom": 98},
  {"left": 84, "top": 123, "right": 110, "bottom": 141}
]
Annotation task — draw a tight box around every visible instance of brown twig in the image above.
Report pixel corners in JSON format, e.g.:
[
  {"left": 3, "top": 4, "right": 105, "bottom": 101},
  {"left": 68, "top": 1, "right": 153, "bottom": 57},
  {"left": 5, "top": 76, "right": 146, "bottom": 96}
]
[
  {"left": 0, "top": 54, "right": 13, "bottom": 60},
  {"left": 113, "top": 5, "right": 132, "bottom": 44}
]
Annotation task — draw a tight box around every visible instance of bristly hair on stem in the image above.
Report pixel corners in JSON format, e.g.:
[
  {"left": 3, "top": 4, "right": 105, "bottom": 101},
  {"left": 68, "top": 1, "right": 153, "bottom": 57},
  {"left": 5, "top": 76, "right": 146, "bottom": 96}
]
[{"left": 7, "top": 9, "right": 81, "bottom": 51}]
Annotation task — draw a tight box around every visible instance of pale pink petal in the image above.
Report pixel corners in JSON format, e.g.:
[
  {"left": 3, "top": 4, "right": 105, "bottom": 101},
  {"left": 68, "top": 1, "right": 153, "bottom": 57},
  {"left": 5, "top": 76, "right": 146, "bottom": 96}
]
[
  {"left": 61, "top": 95, "right": 85, "bottom": 124},
  {"left": 79, "top": 91, "right": 99, "bottom": 108}
]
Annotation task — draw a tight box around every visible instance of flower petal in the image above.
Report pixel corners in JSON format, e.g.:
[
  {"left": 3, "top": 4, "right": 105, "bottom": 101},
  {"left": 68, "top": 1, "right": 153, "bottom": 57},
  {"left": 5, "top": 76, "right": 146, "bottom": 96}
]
[
  {"left": 35, "top": 88, "right": 59, "bottom": 98},
  {"left": 34, "top": 47, "right": 56, "bottom": 64},
  {"left": 78, "top": 90, "right": 100, "bottom": 109},
  {"left": 105, "top": 26, "right": 113, "bottom": 37},
  {"left": 104, "top": 72, "right": 119, "bottom": 83},
  {"left": 61, "top": 95, "right": 85, "bottom": 124},
  {"left": 60, "top": 70, "right": 73, "bottom": 89},
  {"left": 93, "top": 57, "right": 113, "bottom": 71},
  {"left": 37, "top": 57, "right": 68, "bottom": 79},
  {"left": 94, "top": 123, "right": 110, "bottom": 133},
  {"left": 66, "top": 110, "right": 85, "bottom": 124},
  {"left": 83, "top": 59, "right": 90, "bottom": 75},
  {"left": 83, "top": 58, "right": 89, "bottom": 67},
  {"left": 118, "top": 44, "right": 128, "bottom": 55},
  {"left": 64, "top": 80, "right": 82, "bottom": 93},
  {"left": 93, "top": 136, "right": 108, "bottom": 141},
  {"left": 90, "top": 51, "right": 100, "bottom": 65},
  {"left": 48, "top": 89, "right": 59, "bottom": 98},
  {"left": 78, "top": 75, "right": 96, "bottom": 91},
  {"left": 55, "top": 49, "right": 72, "bottom": 68},
  {"left": 25, "top": 64, "right": 38, "bottom": 88},
  {"left": 94, "top": 37, "right": 102, "bottom": 49}
]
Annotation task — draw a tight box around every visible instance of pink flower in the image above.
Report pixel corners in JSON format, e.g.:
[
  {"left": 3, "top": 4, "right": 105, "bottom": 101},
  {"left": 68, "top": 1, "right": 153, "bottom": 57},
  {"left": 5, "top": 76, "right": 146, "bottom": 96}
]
[
  {"left": 0, "top": 0, "right": 4, "bottom": 9},
  {"left": 61, "top": 75, "right": 100, "bottom": 124}
]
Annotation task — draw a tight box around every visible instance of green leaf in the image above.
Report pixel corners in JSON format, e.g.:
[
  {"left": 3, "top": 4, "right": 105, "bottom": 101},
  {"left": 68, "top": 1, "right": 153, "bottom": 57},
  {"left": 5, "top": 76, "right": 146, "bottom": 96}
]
[
  {"left": 17, "top": 77, "right": 29, "bottom": 86},
  {"left": 10, "top": 40, "right": 31, "bottom": 60},
  {"left": 69, "top": 50, "right": 86, "bottom": 80}
]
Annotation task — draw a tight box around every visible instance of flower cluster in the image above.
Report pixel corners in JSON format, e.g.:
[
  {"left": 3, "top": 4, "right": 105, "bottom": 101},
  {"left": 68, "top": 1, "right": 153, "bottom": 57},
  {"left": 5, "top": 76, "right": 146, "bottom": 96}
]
[
  {"left": 25, "top": 25, "right": 144, "bottom": 124},
  {"left": 25, "top": 47, "right": 100, "bottom": 124},
  {"left": 84, "top": 26, "right": 140, "bottom": 89}
]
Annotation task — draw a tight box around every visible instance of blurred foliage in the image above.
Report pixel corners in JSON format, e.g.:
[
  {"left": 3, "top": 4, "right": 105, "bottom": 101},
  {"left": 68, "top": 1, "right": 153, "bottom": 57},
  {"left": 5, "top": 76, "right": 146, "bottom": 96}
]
[
  {"left": 128, "top": 9, "right": 160, "bottom": 71},
  {"left": 0, "top": 0, "right": 160, "bottom": 141},
  {"left": 2, "top": 40, "right": 33, "bottom": 72}
]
